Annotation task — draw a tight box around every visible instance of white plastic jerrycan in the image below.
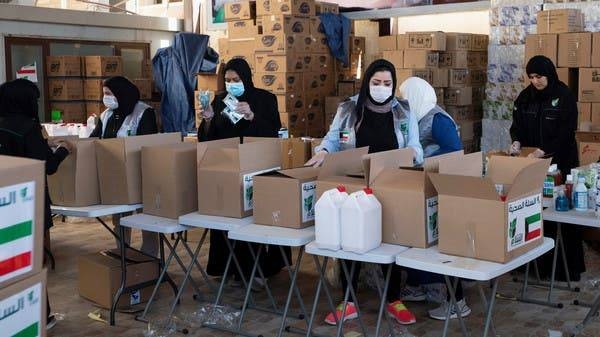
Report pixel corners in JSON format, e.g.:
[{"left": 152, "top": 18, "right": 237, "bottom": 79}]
[
  {"left": 341, "top": 188, "right": 382, "bottom": 254},
  {"left": 315, "top": 185, "right": 349, "bottom": 251}
]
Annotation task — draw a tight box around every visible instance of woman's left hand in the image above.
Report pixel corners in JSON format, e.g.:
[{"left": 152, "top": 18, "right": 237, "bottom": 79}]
[
  {"left": 237, "top": 102, "right": 254, "bottom": 121},
  {"left": 527, "top": 148, "right": 545, "bottom": 158}
]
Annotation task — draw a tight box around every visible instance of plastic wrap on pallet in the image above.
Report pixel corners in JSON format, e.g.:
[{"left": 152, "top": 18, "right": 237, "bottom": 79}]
[
  {"left": 483, "top": 99, "right": 515, "bottom": 120},
  {"left": 492, "top": 0, "right": 543, "bottom": 8},
  {"left": 488, "top": 45, "right": 525, "bottom": 65},
  {"left": 544, "top": 2, "right": 600, "bottom": 32},
  {"left": 490, "top": 25, "right": 537, "bottom": 46},
  {"left": 486, "top": 82, "right": 526, "bottom": 102},
  {"left": 481, "top": 119, "right": 513, "bottom": 153},
  {"left": 487, "top": 64, "right": 526, "bottom": 84}
]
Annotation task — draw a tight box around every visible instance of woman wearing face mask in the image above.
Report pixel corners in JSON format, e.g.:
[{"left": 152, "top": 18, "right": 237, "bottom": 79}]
[
  {"left": 196, "top": 58, "right": 287, "bottom": 289},
  {"left": 305, "top": 59, "right": 423, "bottom": 326},
  {"left": 89, "top": 76, "right": 160, "bottom": 257},
  {"left": 510, "top": 55, "right": 584, "bottom": 281}
]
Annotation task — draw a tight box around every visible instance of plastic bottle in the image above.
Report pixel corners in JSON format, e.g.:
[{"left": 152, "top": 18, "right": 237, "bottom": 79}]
[
  {"left": 565, "top": 174, "right": 574, "bottom": 208},
  {"left": 314, "top": 185, "right": 348, "bottom": 251},
  {"left": 555, "top": 187, "right": 569, "bottom": 212},
  {"left": 574, "top": 177, "right": 588, "bottom": 211},
  {"left": 340, "top": 188, "right": 382, "bottom": 254},
  {"left": 543, "top": 164, "right": 557, "bottom": 198}
]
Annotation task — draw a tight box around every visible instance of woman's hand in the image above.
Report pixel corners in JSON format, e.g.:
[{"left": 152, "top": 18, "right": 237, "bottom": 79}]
[
  {"left": 509, "top": 141, "right": 521, "bottom": 155},
  {"left": 236, "top": 102, "right": 254, "bottom": 121},
  {"left": 199, "top": 102, "right": 214, "bottom": 120},
  {"left": 527, "top": 148, "right": 545, "bottom": 158},
  {"left": 305, "top": 150, "right": 327, "bottom": 167}
]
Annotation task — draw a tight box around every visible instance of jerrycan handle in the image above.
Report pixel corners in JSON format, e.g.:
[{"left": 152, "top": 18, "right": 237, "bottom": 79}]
[
  {"left": 364, "top": 187, "right": 373, "bottom": 195},
  {"left": 337, "top": 185, "right": 346, "bottom": 192}
]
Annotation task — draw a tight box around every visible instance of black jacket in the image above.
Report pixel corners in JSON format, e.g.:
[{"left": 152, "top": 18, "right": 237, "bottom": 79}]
[
  {"left": 198, "top": 88, "right": 281, "bottom": 141},
  {"left": 89, "top": 107, "right": 158, "bottom": 139},
  {"left": 510, "top": 81, "right": 579, "bottom": 175},
  {"left": 0, "top": 114, "right": 69, "bottom": 230}
]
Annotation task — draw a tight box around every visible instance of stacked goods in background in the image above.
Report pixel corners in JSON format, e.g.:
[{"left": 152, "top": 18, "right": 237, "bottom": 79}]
[
  {"left": 81, "top": 56, "right": 123, "bottom": 120},
  {"left": 46, "top": 55, "right": 85, "bottom": 123},
  {"left": 364, "top": 31, "right": 488, "bottom": 153},
  {"left": 525, "top": 7, "right": 600, "bottom": 165},
  {"left": 194, "top": 72, "right": 224, "bottom": 129},
  {"left": 219, "top": 0, "right": 343, "bottom": 138},
  {"left": 0, "top": 156, "right": 48, "bottom": 336}
]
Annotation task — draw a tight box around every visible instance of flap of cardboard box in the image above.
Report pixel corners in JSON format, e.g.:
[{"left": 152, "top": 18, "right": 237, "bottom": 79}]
[
  {"left": 422, "top": 150, "right": 464, "bottom": 173},
  {"left": 429, "top": 173, "right": 500, "bottom": 200},
  {"left": 238, "top": 138, "right": 281, "bottom": 171},
  {"left": 197, "top": 137, "right": 240, "bottom": 163},
  {"left": 371, "top": 169, "right": 424, "bottom": 192},
  {"left": 496, "top": 158, "right": 551, "bottom": 199},
  {"left": 318, "top": 147, "right": 369, "bottom": 180},
  {"left": 277, "top": 166, "right": 320, "bottom": 180},
  {"left": 363, "top": 148, "right": 414, "bottom": 185},
  {"left": 122, "top": 132, "right": 181, "bottom": 154},
  {"left": 438, "top": 151, "right": 483, "bottom": 177}
]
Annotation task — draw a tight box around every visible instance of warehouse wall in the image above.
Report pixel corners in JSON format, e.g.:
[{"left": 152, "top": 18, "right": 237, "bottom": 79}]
[{"left": 395, "top": 10, "right": 489, "bottom": 34}]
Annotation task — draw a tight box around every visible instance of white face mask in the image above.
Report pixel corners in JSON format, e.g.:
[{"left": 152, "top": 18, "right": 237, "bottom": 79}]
[
  {"left": 103, "top": 95, "right": 119, "bottom": 110},
  {"left": 369, "top": 85, "right": 393, "bottom": 103}
]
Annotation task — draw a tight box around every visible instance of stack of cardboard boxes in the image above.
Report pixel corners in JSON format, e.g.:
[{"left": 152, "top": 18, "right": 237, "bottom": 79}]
[
  {"left": 194, "top": 72, "right": 223, "bottom": 129},
  {"left": 0, "top": 156, "right": 47, "bottom": 337},
  {"left": 218, "top": 0, "right": 342, "bottom": 138},
  {"left": 82, "top": 56, "right": 123, "bottom": 119},
  {"left": 526, "top": 9, "right": 600, "bottom": 164},
  {"left": 47, "top": 56, "right": 85, "bottom": 122}
]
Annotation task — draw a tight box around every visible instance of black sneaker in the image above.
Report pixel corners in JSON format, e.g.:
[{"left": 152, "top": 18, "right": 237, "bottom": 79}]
[{"left": 47, "top": 315, "right": 57, "bottom": 330}]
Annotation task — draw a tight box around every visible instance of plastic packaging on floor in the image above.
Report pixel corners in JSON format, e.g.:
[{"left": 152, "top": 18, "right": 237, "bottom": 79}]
[
  {"left": 143, "top": 318, "right": 177, "bottom": 337},
  {"left": 178, "top": 304, "right": 241, "bottom": 329},
  {"left": 385, "top": 323, "right": 417, "bottom": 337}
]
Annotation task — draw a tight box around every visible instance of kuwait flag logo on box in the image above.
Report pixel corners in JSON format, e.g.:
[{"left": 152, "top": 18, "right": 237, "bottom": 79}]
[{"left": 0, "top": 182, "right": 36, "bottom": 283}]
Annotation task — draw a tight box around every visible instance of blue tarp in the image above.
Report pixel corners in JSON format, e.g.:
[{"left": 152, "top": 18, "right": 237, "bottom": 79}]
[
  {"left": 319, "top": 13, "right": 351, "bottom": 67},
  {"left": 153, "top": 32, "right": 218, "bottom": 133}
]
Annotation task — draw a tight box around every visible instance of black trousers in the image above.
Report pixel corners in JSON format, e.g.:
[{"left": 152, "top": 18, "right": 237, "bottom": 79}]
[{"left": 339, "top": 260, "right": 403, "bottom": 303}]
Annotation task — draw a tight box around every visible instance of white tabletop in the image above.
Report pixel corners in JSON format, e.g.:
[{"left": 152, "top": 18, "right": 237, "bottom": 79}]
[
  {"left": 51, "top": 204, "right": 143, "bottom": 218},
  {"left": 395, "top": 237, "right": 554, "bottom": 281},
  {"left": 228, "top": 224, "right": 315, "bottom": 247},
  {"left": 305, "top": 242, "right": 409, "bottom": 264},
  {"left": 120, "top": 213, "right": 191, "bottom": 233},
  {"left": 543, "top": 198, "right": 552, "bottom": 209},
  {"left": 178, "top": 212, "right": 253, "bottom": 231},
  {"left": 543, "top": 206, "right": 600, "bottom": 228}
]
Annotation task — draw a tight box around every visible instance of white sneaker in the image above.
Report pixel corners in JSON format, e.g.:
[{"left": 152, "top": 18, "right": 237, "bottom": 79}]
[
  {"left": 46, "top": 315, "right": 57, "bottom": 330},
  {"left": 428, "top": 299, "right": 471, "bottom": 320},
  {"left": 400, "top": 285, "right": 427, "bottom": 302}
]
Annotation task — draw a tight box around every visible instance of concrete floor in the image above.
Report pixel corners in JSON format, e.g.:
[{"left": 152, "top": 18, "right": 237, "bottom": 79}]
[{"left": 46, "top": 216, "right": 600, "bottom": 337}]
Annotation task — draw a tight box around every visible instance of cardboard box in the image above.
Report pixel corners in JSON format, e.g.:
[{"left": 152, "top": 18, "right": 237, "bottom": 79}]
[
  {"left": 350, "top": 35, "right": 366, "bottom": 53},
  {"left": 591, "top": 103, "right": 600, "bottom": 130},
  {"left": 313, "top": 53, "right": 333, "bottom": 73},
  {"left": 255, "top": 34, "right": 299, "bottom": 54},
  {"left": 279, "top": 138, "right": 312, "bottom": 169},
  {"left": 395, "top": 68, "right": 432, "bottom": 85},
  {"left": 458, "top": 119, "right": 482, "bottom": 141},
  {"left": 444, "top": 87, "right": 473, "bottom": 106},
  {"left": 131, "top": 78, "right": 152, "bottom": 100},
  {"left": 379, "top": 36, "right": 398, "bottom": 51},
  {"left": 142, "top": 143, "right": 197, "bottom": 219},
  {"left": 86, "top": 101, "right": 105, "bottom": 117},
  {"left": 305, "top": 107, "right": 324, "bottom": 129},
  {"left": 254, "top": 72, "right": 302, "bottom": 94},
  {"left": 431, "top": 68, "right": 449, "bottom": 88},
  {"left": 272, "top": 0, "right": 316, "bottom": 17},
  {"left": 325, "top": 96, "right": 343, "bottom": 125},
  {"left": 256, "top": 0, "right": 274, "bottom": 16},
  {"left": 558, "top": 33, "right": 592, "bottom": 68},
  {"left": 309, "top": 17, "right": 324, "bottom": 35},
  {"left": 315, "top": 1, "right": 338, "bottom": 14},
  {"left": 84, "top": 78, "right": 105, "bottom": 101},
  {"left": 403, "top": 50, "right": 439, "bottom": 68},
  {"left": 78, "top": 248, "right": 158, "bottom": 309},
  {"left": 337, "top": 80, "right": 358, "bottom": 98},
  {"left": 407, "top": 31, "right": 446, "bottom": 51},
  {"left": 48, "top": 138, "right": 99, "bottom": 207},
  {"left": 224, "top": 0, "right": 256, "bottom": 21},
  {"left": 255, "top": 54, "right": 303, "bottom": 73},
  {"left": 48, "top": 78, "right": 84, "bottom": 101},
  {"left": 254, "top": 167, "right": 319, "bottom": 228},
  {"left": 142, "top": 59, "right": 153, "bottom": 78},
  {"left": 258, "top": 15, "right": 309, "bottom": 35},
  {"left": 537, "top": 9, "right": 583, "bottom": 34},
  {"left": 281, "top": 112, "right": 307, "bottom": 136},
  {"left": 472, "top": 34, "right": 489, "bottom": 51},
  {"left": 470, "top": 69, "right": 487, "bottom": 86},
  {"left": 439, "top": 51, "right": 476, "bottom": 68},
  {"left": 197, "top": 138, "right": 282, "bottom": 218},
  {"left": 0, "top": 156, "right": 44, "bottom": 289},
  {"left": 311, "top": 33, "right": 329, "bottom": 53},
  {"left": 445, "top": 33, "right": 472, "bottom": 51},
  {"left": 276, "top": 93, "right": 304, "bottom": 113},
  {"left": 84, "top": 56, "right": 122, "bottom": 77},
  {"left": 579, "top": 68, "right": 600, "bottom": 103},
  {"left": 593, "top": 33, "right": 600, "bottom": 68},
  {"left": 222, "top": 54, "right": 256, "bottom": 72},
  {"left": 448, "top": 69, "right": 471, "bottom": 87},
  {"left": 382, "top": 50, "right": 403, "bottom": 69},
  {"left": 49, "top": 102, "right": 86, "bottom": 123},
  {"left": 434, "top": 87, "right": 444, "bottom": 104},
  {"left": 446, "top": 105, "right": 482, "bottom": 122},
  {"left": 228, "top": 19, "right": 257, "bottom": 38},
  {"left": 303, "top": 72, "right": 320, "bottom": 93},
  {"left": 578, "top": 102, "right": 591, "bottom": 129},
  {"left": 576, "top": 131, "right": 600, "bottom": 164},
  {"left": 46, "top": 55, "right": 81, "bottom": 77},
  {"left": 525, "top": 34, "right": 558, "bottom": 66},
  {"left": 305, "top": 92, "right": 323, "bottom": 110},
  {"left": 0, "top": 270, "right": 47, "bottom": 337},
  {"left": 429, "top": 154, "right": 550, "bottom": 263},
  {"left": 197, "top": 72, "right": 224, "bottom": 92},
  {"left": 556, "top": 67, "right": 578, "bottom": 93},
  {"left": 95, "top": 133, "right": 181, "bottom": 205}
]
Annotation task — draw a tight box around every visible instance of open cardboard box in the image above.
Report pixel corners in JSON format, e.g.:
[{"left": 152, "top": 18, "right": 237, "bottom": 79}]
[
  {"left": 197, "top": 137, "right": 281, "bottom": 218},
  {"left": 429, "top": 153, "right": 551, "bottom": 263},
  {"left": 486, "top": 146, "right": 538, "bottom": 158},
  {"left": 253, "top": 166, "right": 320, "bottom": 228}
]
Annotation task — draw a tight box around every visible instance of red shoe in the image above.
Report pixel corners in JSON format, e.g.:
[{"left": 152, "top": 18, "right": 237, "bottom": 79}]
[
  {"left": 386, "top": 300, "right": 416, "bottom": 325},
  {"left": 324, "top": 302, "right": 358, "bottom": 325}
]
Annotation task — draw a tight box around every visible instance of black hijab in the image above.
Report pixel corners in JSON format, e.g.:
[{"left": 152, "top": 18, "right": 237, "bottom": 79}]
[
  {"left": 0, "top": 79, "right": 40, "bottom": 121},
  {"left": 355, "top": 59, "right": 397, "bottom": 123},
  {"left": 525, "top": 55, "right": 560, "bottom": 99},
  {"left": 103, "top": 76, "right": 140, "bottom": 117},
  {"left": 223, "top": 58, "right": 255, "bottom": 99}
]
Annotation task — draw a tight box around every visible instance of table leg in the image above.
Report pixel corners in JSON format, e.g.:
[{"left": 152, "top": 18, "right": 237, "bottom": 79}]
[
  {"left": 482, "top": 279, "right": 499, "bottom": 337},
  {"left": 110, "top": 225, "right": 128, "bottom": 325},
  {"left": 277, "top": 246, "right": 307, "bottom": 337},
  {"left": 477, "top": 283, "right": 496, "bottom": 337},
  {"left": 245, "top": 242, "right": 279, "bottom": 313},
  {"left": 237, "top": 244, "right": 265, "bottom": 331},
  {"left": 570, "top": 292, "right": 600, "bottom": 336},
  {"left": 442, "top": 276, "right": 468, "bottom": 337},
  {"left": 338, "top": 260, "right": 368, "bottom": 337},
  {"left": 179, "top": 229, "right": 219, "bottom": 296},
  {"left": 374, "top": 264, "right": 393, "bottom": 337}
]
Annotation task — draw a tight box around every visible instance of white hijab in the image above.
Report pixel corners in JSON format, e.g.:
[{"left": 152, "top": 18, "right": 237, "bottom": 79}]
[{"left": 398, "top": 77, "right": 437, "bottom": 122}]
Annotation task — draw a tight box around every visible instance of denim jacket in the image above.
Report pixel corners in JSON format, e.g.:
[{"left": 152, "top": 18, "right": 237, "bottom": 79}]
[{"left": 315, "top": 95, "right": 424, "bottom": 164}]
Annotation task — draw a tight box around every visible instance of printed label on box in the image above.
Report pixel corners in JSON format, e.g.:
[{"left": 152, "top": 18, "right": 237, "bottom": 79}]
[
  {"left": 243, "top": 167, "right": 281, "bottom": 211},
  {"left": 0, "top": 282, "right": 42, "bottom": 337},
  {"left": 0, "top": 181, "right": 35, "bottom": 284},
  {"left": 130, "top": 290, "right": 141, "bottom": 305},
  {"left": 426, "top": 196, "right": 439, "bottom": 244},
  {"left": 507, "top": 194, "right": 542, "bottom": 252},
  {"left": 301, "top": 181, "right": 317, "bottom": 222}
]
